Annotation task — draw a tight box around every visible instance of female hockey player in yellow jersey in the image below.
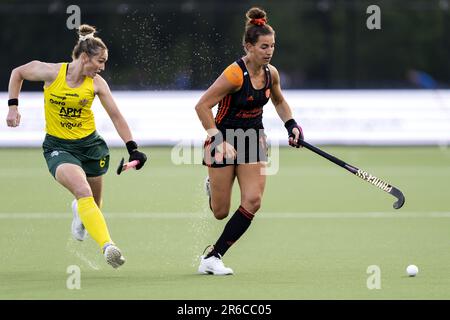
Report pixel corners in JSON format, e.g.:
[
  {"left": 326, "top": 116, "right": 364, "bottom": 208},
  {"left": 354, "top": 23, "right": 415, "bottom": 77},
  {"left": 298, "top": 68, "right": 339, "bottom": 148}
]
[{"left": 6, "top": 24, "right": 147, "bottom": 269}]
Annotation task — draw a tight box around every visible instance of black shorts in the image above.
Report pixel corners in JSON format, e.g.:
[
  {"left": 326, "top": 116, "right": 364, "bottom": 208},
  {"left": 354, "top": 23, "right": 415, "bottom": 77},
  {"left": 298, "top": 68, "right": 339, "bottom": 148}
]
[{"left": 202, "top": 128, "right": 268, "bottom": 168}]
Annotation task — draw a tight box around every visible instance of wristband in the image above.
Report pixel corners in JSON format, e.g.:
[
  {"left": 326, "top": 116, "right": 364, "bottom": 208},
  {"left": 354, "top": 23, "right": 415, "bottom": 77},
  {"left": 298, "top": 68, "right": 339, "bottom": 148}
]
[
  {"left": 284, "top": 119, "right": 298, "bottom": 132},
  {"left": 8, "top": 98, "right": 18, "bottom": 106},
  {"left": 126, "top": 140, "right": 138, "bottom": 154}
]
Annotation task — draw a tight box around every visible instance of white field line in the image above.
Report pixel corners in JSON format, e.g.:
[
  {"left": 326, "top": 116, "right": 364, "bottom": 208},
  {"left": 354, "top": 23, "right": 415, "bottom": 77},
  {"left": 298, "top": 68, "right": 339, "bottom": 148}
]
[{"left": 0, "top": 212, "right": 450, "bottom": 219}]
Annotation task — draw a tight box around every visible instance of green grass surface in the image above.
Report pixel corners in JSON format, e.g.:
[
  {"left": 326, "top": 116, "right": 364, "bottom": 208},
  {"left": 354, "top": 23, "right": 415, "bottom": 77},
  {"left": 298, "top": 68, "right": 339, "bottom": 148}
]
[{"left": 0, "top": 146, "right": 449, "bottom": 299}]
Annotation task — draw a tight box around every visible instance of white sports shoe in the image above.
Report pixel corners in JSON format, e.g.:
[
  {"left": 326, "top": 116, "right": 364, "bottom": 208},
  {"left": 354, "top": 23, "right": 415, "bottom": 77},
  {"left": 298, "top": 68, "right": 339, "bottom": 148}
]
[
  {"left": 71, "top": 199, "right": 87, "bottom": 241},
  {"left": 198, "top": 254, "right": 234, "bottom": 275},
  {"left": 204, "top": 176, "right": 211, "bottom": 197},
  {"left": 205, "top": 176, "right": 213, "bottom": 211},
  {"left": 103, "top": 243, "right": 126, "bottom": 269}
]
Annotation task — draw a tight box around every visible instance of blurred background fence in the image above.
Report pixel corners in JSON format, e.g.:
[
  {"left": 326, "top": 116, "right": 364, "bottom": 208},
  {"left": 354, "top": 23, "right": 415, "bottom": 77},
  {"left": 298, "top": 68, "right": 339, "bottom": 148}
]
[
  {"left": 1, "top": 0, "right": 449, "bottom": 146},
  {"left": 1, "top": 0, "right": 449, "bottom": 90}
]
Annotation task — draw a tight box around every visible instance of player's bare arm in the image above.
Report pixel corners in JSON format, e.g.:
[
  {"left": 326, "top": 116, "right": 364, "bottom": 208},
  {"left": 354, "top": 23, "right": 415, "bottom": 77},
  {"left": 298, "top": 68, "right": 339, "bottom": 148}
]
[
  {"left": 95, "top": 75, "right": 133, "bottom": 143},
  {"left": 195, "top": 70, "right": 241, "bottom": 158},
  {"left": 6, "top": 61, "right": 60, "bottom": 127},
  {"left": 268, "top": 64, "right": 293, "bottom": 122},
  {"left": 269, "top": 64, "right": 303, "bottom": 145},
  {"left": 195, "top": 69, "right": 241, "bottom": 136}
]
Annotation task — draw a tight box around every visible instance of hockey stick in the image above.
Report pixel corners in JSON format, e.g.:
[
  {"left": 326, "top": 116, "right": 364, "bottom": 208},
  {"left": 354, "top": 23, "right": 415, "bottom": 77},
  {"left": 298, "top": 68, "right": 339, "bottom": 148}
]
[
  {"left": 298, "top": 140, "right": 405, "bottom": 209},
  {"left": 116, "top": 157, "right": 140, "bottom": 175}
]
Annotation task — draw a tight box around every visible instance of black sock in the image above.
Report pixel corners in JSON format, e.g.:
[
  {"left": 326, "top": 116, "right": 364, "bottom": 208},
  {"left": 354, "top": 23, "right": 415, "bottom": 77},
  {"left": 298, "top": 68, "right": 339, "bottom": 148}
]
[{"left": 207, "top": 206, "right": 254, "bottom": 258}]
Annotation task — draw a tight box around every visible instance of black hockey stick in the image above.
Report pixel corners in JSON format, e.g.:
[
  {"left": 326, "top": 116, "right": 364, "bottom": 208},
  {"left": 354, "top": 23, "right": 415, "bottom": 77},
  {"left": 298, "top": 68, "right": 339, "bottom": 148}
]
[{"left": 298, "top": 140, "right": 405, "bottom": 209}]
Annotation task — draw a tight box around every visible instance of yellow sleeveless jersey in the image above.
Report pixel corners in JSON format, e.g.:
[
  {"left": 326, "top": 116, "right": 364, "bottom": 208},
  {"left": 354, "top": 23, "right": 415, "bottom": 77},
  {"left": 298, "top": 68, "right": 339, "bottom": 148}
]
[{"left": 43, "top": 63, "right": 96, "bottom": 139}]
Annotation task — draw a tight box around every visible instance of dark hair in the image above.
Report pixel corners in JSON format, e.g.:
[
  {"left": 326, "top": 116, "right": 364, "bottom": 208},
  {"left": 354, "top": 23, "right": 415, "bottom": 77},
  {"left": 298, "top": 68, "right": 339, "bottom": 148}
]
[
  {"left": 72, "top": 24, "right": 107, "bottom": 59},
  {"left": 242, "top": 7, "right": 275, "bottom": 46}
]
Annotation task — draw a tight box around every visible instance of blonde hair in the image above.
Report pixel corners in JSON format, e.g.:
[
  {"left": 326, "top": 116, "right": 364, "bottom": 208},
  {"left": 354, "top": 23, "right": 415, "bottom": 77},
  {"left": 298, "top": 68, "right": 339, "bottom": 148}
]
[{"left": 72, "top": 24, "right": 107, "bottom": 59}]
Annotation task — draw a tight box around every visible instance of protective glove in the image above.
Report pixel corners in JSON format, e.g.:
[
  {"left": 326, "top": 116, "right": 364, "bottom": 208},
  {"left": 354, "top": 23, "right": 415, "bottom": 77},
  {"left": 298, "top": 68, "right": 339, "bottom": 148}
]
[{"left": 126, "top": 140, "right": 147, "bottom": 170}]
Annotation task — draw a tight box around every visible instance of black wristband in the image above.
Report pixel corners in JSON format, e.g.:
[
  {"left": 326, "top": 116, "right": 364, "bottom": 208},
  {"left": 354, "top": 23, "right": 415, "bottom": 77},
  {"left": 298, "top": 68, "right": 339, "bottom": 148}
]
[
  {"left": 8, "top": 98, "right": 18, "bottom": 106},
  {"left": 284, "top": 119, "right": 297, "bottom": 131},
  {"left": 126, "top": 140, "right": 138, "bottom": 154}
]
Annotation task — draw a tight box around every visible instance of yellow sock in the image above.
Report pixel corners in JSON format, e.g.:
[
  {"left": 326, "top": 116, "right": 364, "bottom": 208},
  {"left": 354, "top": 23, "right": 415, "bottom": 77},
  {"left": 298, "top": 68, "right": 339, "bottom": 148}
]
[{"left": 77, "top": 196, "right": 112, "bottom": 250}]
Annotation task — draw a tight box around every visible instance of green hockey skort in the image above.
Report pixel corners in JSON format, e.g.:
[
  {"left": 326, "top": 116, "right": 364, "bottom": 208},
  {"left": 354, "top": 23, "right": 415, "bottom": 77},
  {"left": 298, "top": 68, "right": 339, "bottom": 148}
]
[{"left": 43, "top": 131, "right": 110, "bottom": 178}]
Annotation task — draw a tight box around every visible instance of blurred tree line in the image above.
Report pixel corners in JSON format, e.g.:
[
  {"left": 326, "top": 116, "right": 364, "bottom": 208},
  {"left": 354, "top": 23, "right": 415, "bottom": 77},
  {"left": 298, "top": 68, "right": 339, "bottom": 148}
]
[{"left": 1, "top": 0, "right": 449, "bottom": 90}]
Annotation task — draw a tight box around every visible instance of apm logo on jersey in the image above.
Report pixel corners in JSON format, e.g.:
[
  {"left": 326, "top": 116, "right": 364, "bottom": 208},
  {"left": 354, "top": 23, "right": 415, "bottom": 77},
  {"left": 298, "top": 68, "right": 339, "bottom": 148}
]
[{"left": 59, "top": 107, "right": 82, "bottom": 119}]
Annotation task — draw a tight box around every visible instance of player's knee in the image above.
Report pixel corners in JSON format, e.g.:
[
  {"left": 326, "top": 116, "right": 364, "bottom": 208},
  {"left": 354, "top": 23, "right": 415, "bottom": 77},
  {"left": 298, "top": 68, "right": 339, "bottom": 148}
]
[
  {"left": 211, "top": 201, "right": 230, "bottom": 220},
  {"left": 73, "top": 184, "right": 93, "bottom": 199},
  {"left": 212, "top": 207, "right": 229, "bottom": 220},
  {"left": 242, "top": 196, "right": 262, "bottom": 214}
]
